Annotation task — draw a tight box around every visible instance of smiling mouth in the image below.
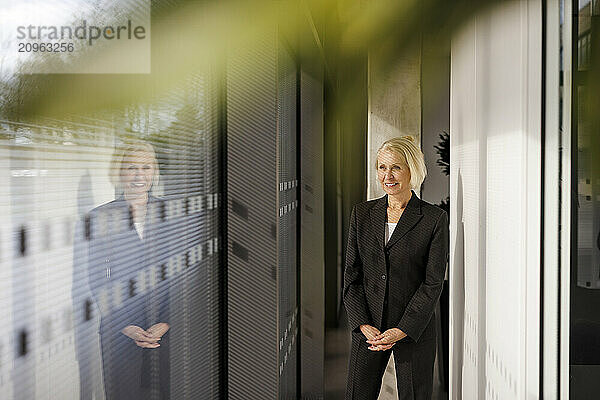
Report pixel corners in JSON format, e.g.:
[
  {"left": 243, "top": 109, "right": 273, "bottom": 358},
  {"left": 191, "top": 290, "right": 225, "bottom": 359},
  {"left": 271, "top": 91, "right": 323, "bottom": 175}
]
[
  {"left": 384, "top": 183, "right": 398, "bottom": 187},
  {"left": 131, "top": 183, "right": 146, "bottom": 187}
]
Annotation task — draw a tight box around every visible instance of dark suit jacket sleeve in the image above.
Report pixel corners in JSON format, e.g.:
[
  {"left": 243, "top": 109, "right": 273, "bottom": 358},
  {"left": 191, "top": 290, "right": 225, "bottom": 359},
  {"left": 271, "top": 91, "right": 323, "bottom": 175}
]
[
  {"left": 398, "top": 210, "right": 448, "bottom": 342},
  {"left": 343, "top": 206, "right": 372, "bottom": 333}
]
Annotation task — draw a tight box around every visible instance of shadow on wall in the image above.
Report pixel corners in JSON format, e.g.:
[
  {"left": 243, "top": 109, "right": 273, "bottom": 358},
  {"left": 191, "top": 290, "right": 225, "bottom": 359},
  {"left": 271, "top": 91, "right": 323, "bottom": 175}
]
[{"left": 451, "top": 171, "right": 464, "bottom": 400}]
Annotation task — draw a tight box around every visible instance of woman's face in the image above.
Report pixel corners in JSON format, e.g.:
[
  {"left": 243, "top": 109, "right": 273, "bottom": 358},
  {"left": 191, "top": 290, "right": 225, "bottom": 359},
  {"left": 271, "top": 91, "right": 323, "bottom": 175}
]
[
  {"left": 120, "top": 151, "right": 155, "bottom": 197},
  {"left": 377, "top": 149, "right": 411, "bottom": 196}
]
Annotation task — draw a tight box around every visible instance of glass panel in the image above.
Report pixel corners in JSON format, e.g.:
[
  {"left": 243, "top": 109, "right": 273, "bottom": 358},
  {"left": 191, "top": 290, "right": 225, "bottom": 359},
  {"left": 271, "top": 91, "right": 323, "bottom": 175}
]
[
  {"left": 0, "top": 4, "right": 221, "bottom": 400},
  {"left": 570, "top": 0, "right": 600, "bottom": 396}
]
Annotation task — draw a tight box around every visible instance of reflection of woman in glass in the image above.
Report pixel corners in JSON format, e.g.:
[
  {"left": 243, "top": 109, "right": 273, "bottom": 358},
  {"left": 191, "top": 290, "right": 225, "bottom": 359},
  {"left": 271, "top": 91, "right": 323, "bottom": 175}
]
[{"left": 88, "top": 140, "right": 170, "bottom": 399}]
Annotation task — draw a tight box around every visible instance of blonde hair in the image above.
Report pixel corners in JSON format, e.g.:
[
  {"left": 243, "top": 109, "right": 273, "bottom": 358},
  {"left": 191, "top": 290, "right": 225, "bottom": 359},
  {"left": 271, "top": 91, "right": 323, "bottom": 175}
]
[
  {"left": 109, "top": 140, "right": 160, "bottom": 193},
  {"left": 376, "top": 136, "right": 427, "bottom": 190}
]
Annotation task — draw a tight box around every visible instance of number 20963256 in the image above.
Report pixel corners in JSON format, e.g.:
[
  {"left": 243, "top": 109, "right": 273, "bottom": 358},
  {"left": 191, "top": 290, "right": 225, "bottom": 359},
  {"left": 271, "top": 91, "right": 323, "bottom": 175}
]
[{"left": 18, "top": 42, "right": 74, "bottom": 52}]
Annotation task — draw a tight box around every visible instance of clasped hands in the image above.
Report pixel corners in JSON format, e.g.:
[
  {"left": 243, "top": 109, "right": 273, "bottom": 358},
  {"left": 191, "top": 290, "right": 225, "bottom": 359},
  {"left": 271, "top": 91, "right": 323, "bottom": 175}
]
[
  {"left": 359, "top": 324, "right": 407, "bottom": 351},
  {"left": 122, "top": 323, "right": 170, "bottom": 349}
]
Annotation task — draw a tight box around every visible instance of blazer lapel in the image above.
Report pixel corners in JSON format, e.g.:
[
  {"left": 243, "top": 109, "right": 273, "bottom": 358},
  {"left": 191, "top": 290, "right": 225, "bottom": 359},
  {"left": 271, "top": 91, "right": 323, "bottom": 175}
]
[
  {"left": 385, "top": 192, "right": 423, "bottom": 250},
  {"left": 369, "top": 196, "right": 388, "bottom": 250}
]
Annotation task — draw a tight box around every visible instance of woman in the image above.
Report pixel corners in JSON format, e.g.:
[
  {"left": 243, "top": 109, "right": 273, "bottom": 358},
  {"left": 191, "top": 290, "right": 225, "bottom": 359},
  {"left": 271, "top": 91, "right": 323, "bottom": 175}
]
[
  {"left": 87, "top": 140, "right": 171, "bottom": 399},
  {"left": 344, "top": 136, "right": 448, "bottom": 400}
]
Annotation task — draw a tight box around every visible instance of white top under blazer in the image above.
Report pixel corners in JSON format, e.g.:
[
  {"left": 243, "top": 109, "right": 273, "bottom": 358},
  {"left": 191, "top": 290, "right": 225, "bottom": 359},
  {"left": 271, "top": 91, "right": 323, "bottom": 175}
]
[{"left": 385, "top": 222, "right": 397, "bottom": 244}]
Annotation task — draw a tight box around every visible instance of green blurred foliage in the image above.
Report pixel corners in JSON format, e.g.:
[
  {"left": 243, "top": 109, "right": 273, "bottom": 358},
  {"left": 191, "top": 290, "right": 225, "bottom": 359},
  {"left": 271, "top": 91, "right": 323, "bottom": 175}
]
[{"left": 1, "top": 0, "right": 504, "bottom": 121}]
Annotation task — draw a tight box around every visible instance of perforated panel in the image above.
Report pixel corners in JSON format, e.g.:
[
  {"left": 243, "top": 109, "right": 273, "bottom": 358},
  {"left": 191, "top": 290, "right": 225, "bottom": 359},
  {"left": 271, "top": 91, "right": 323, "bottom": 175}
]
[
  {"left": 227, "top": 30, "right": 279, "bottom": 400},
  {"left": 450, "top": 2, "right": 542, "bottom": 399},
  {"left": 299, "top": 68, "right": 325, "bottom": 398},
  {"left": 278, "top": 42, "right": 298, "bottom": 400},
  {"left": 227, "top": 30, "right": 299, "bottom": 399}
]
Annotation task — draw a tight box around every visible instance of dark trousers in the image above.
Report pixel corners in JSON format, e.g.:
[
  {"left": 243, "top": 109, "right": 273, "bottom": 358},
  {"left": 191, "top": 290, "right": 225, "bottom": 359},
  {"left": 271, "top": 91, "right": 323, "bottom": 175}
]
[{"left": 345, "top": 326, "right": 436, "bottom": 400}]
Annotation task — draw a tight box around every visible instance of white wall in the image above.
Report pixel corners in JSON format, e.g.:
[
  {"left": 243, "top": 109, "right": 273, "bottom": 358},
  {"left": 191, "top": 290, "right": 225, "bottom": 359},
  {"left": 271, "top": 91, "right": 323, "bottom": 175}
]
[{"left": 450, "top": 1, "right": 542, "bottom": 399}]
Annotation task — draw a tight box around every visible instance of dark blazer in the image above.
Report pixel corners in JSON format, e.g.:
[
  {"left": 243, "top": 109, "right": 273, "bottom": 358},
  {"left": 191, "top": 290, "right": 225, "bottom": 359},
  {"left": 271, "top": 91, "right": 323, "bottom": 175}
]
[
  {"left": 87, "top": 195, "right": 171, "bottom": 399},
  {"left": 344, "top": 191, "right": 448, "bottom": 341},
  {"left": 343, "top": 191, "right": 448, "bottom": 399}
]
